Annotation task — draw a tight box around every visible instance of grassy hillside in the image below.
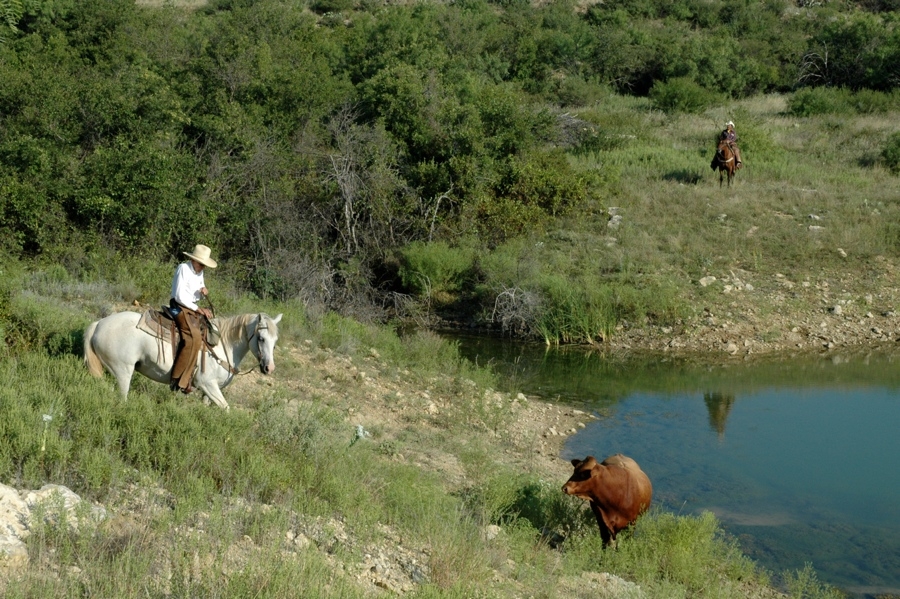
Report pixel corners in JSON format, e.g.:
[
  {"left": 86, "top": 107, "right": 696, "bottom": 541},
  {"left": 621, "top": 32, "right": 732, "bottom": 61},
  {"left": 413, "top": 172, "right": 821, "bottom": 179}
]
[
  {"left": 0, "top": 2, "right": 898, "bottom": 594},
  {"left": 432, "top": 92, "right": 900, "bottom": 346},
  {"left": 0, "top": 260, "right": 843, "bottom": 598}
]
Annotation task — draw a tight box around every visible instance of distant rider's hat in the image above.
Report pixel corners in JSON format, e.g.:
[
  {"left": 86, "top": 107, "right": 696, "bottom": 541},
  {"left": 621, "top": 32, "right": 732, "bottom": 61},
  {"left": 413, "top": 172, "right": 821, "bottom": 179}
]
[
  {"left": 726, "top": 121, "right": 735, "bottom": 128},
  {"left": 184, "top": 244, "right": 218, "bottom": 268}
]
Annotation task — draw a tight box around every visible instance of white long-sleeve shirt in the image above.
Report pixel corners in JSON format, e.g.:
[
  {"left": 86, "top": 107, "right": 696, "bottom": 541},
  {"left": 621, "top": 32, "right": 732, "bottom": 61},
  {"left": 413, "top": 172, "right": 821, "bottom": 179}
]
[{"left": 170, "top": 262, "right": 206, "bottom": 310}]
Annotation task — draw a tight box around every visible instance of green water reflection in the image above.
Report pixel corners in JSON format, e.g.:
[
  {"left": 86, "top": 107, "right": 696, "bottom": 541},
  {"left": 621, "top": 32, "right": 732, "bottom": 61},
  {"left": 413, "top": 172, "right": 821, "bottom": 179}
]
[{"left": 451, "top": 335, "right": 900, "bottom": 596}]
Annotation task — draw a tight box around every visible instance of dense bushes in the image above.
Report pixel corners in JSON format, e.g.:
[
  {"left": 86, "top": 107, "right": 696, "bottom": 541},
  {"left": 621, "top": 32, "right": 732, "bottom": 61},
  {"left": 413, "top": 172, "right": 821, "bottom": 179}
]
[
  {"left": 788, "top": 86, "right": 900, "bottom": 116},
  {"left": 2, "top": 0, "right": 899, "bottom": 333},
  {"left": 650, "top": 77, "right": 721, "bottom": 114}
]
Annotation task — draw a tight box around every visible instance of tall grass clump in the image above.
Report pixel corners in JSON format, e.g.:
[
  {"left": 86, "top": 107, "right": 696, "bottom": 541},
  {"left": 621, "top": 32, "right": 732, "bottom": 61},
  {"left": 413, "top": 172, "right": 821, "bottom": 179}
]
[
  {"left": 882, "top": 131, "right": 900, "bottom": 174},
  {"left": 788, "top": 87, "right": 900, "bottom": 117},
  {"left": 782, "top": 563, "right": 845, "bottom": 599},
  {"left": 563, "top": 510, "right": 767, "bottom": 598},
  {"left": 397, "top": 241, "right": 476, "bottom": 302},
  {"left": 534, "top": 275, "right": 617, "bottom": 345},
  {"left": 486, "top": 269, "right": 689, "bottom": 345}
]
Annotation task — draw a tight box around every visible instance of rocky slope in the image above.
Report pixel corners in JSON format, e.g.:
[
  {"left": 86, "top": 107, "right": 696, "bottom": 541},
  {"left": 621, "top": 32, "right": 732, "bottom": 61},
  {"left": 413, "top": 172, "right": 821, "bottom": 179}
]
[{"left": 607, "top": 260, "right": 900, "bottom": 358}]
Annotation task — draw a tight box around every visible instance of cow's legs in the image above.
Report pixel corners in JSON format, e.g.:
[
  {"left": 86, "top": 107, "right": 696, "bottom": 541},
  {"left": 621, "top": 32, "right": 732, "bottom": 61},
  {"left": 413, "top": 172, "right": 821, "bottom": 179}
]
[{"left": 590, "top": 502, "right": 614, "bottom": 548}]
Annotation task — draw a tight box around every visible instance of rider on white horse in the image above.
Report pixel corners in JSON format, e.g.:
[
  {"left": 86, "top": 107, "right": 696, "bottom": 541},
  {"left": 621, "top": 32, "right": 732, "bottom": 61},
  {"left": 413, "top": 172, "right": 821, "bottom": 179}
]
[{"left": 170, "top": 244, "right": 217, "bottom": 394}]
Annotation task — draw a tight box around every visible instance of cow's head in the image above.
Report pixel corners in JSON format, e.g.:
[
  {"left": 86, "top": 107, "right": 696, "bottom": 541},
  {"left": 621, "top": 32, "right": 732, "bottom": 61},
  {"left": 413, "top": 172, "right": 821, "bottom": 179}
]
[{"left": 562, "top": 456, "right": 600, "bottom": 500}]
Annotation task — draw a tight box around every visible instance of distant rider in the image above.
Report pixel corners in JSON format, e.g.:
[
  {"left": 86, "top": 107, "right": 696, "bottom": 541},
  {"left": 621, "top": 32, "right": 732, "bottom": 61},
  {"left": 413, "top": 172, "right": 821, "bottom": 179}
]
[
  {"left": 170, "top": 244, "right": 217, "bottom": 394},
  {"left": 718, "top": 121, "right": 743, "bottom": 169}
]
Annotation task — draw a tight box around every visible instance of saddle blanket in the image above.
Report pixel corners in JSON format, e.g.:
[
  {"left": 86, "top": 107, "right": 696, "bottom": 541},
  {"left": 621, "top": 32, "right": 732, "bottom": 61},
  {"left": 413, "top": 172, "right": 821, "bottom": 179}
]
[{"left": 137, "top": 309, "right": 179, "bottom": 351}]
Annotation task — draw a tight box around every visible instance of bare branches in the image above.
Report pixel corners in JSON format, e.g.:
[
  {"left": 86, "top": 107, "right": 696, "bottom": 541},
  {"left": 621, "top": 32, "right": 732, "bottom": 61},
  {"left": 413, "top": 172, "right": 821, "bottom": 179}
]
[
  {"left": 492, "top": 286, "right": 540, "bottom": 337},
  {"left": 798, "top": 44, "right": 830, "bottom": 86},
  {"left": 320, "top": 104, "right": 411, "bottom": 258},
  {"left": 428, "top": 186, "right": 453, "bottom": 242}
]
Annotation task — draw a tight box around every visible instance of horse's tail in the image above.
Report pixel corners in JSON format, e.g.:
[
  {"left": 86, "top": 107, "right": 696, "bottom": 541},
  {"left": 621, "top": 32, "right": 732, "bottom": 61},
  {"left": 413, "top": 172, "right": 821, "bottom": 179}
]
[{"left": 83, "top": 320, "right": 105, "bottom": 377}]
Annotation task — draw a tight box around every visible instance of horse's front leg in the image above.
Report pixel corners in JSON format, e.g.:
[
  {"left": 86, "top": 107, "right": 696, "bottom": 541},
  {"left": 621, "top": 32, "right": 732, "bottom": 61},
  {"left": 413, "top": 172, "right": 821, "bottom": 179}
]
[
  {"left": 200, "top": 383, "right": 230, "bottom": 410},
  {"left": 193, "top": 369, "right": 230, "bottom": 410}
]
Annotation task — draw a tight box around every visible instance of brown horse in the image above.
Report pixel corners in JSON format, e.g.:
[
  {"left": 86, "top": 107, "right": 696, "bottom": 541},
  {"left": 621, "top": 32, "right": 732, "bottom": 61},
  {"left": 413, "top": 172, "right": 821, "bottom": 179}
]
[{"left": 711, "top": 140, "right": 737, "bottom": 187}]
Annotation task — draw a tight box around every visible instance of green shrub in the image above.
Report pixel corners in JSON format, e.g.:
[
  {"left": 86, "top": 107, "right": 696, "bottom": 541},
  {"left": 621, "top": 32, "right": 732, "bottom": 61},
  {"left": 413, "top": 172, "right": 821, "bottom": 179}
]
[
  {"left": 782, "top": 563, "right": 845, "bottom": 599},
  {"left": 882, "top": 132, "right": 900, "bottom": 174},
  {"left": 551, "top": 77, "right": 610, "bottom": 108},
  {"left": 650, "top": 77, "right": 721, "bottom": 114},
  {"left": 599, "top": 510, "right": 763, "bottom": 595},
  {"left": 398, "top": 241, "right": 476, "bottom": 299},
  {"left": 851, "top": 88, "right": 900, "bottom": 113},
  {"left": 789, "top": 87, "right": 900, "bottom": 116},
  {"left": 788, "top": 87, "right": 853, "bottom": 117},
  {"left": 309, "top": 0, "right": 357, "bottom": 13},
  {"left": 6, "top": 293, "right": 89, "bottom": 356}
]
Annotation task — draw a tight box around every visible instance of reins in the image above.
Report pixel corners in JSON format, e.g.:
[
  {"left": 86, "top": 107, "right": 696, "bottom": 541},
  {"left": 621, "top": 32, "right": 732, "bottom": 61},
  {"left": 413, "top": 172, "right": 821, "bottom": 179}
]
[{"left": 204, "top": 312, "right": 266, "bottom": 376}]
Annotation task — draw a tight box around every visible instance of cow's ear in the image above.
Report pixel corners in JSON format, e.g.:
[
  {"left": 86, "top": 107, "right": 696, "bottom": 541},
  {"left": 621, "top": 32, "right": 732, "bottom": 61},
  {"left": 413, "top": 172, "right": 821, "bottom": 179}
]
[
  {"left": 583, "top": 456, "right": 598, "bottom": 469},
  {"left": 571, "top": 458, "right": 581, "bottom": 467}
]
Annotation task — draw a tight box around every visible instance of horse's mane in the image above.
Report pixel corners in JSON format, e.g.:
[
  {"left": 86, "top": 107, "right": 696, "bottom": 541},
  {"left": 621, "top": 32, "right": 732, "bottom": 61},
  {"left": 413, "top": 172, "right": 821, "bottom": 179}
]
[{"left": 213, "top": 313, "right": 257, "bottom": 347}]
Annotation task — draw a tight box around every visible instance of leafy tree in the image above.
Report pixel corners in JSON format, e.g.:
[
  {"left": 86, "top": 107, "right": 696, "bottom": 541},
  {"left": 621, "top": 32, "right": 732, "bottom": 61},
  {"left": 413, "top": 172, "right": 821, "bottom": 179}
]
[
  {"left": 803, "top": 12, "right": 900, "bottom": 90},
  {"left": 0, "top": 0, "right": 22, "bottom": 44}
]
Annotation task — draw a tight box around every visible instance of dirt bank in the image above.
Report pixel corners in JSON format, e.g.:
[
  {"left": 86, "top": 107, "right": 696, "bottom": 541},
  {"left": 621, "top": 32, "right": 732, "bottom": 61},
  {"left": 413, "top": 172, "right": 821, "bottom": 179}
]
[{"left": 607, "top": 261, "right": 900, "bottom": 359}]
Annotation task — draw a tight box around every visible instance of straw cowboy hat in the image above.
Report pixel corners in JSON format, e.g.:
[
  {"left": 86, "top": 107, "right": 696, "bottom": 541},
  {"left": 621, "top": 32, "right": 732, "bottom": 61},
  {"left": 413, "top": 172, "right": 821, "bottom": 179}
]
[
  {"left": 184, "top": 244, "right": 218, "bottom": 268},
  {"left": 726, "top": 121, "right": 735, "bottom": 128}
]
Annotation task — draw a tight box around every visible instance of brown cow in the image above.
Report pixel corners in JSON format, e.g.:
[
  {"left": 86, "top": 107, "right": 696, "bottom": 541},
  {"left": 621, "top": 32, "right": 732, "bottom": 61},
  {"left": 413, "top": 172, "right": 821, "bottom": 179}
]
[{"left": 562, "top": 454, "right": 652, "bottom": 547}]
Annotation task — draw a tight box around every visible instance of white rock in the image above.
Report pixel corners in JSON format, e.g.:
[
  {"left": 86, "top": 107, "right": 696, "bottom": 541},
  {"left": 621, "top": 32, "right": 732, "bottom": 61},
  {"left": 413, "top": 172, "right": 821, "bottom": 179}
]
[
  {"left": 483, "top": 525, "right": 502, "bottom": 541},
  {"left": 0, "top": 484, "right": 30, "bottom": 540}
]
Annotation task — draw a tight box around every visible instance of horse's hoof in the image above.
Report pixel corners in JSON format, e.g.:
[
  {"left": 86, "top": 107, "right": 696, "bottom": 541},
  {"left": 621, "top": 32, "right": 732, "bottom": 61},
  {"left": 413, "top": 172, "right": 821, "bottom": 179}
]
[{"left": 181, "top": 385, "right": 194, "bottom": 394}]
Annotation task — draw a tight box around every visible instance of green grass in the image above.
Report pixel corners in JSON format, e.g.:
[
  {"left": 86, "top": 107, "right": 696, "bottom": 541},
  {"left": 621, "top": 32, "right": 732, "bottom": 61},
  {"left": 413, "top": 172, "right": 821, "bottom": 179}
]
[
  {"left": 462, "top": 93, "right": 900, "bottom": 344},
  {"left": 0, "top": 90, "right": 864, "bottom": 597},
  {"left": 0, "top": 286, "right": 840, "bottom": 599}
]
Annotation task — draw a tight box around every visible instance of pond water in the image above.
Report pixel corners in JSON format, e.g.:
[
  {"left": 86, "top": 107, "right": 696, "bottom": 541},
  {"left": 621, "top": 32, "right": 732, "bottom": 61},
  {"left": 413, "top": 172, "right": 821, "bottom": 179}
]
[{"left": 451, "top": 334, "right": 900, "bottom": 597}]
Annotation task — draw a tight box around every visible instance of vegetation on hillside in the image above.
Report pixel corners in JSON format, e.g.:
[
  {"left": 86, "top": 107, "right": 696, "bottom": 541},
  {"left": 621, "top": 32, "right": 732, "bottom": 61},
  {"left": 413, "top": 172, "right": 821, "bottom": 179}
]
[
  {"left": 0, "top": 257, "right": 844, "bottom": 598},
  {"left": 0, "top": 3, "right": 889, "bottom": 595},
  {"left": 2, "top": 0, "right": 900, "bottom": 344}
]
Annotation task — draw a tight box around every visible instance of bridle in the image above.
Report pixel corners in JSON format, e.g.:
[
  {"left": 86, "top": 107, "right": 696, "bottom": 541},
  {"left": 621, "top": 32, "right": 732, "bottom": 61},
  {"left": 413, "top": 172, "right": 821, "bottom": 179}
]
[{"left": 207, "top": 314, "right": 270, "bottom": 376}]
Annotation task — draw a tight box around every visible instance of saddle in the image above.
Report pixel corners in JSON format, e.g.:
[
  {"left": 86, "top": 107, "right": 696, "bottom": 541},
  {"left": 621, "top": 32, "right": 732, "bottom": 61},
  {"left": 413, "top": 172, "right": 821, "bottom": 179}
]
[{"left": 136, "top": 308, "right": 220, "bottom": 354}]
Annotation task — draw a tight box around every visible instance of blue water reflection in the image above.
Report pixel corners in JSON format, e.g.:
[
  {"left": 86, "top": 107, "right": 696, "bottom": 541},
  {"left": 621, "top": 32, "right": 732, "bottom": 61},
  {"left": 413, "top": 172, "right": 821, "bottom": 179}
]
[
  {"left": 566, "top": 389, "right": 900, "bottom": 594},
  {"left": 449, "top": 334, "right": 900, "bottom": 595}
]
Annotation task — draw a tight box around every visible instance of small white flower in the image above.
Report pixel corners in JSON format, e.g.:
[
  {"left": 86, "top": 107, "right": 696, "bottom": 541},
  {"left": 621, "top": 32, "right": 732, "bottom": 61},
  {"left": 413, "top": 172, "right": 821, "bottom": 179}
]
[{"left": 43, "top": 414, "right": 52, "bottom": 423}]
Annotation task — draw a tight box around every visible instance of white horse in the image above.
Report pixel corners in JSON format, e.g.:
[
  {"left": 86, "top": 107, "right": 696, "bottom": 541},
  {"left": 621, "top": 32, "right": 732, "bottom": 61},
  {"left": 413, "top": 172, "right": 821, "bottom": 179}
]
[{"left": 83, "top": 311, "right": 283, "bottom": 410}]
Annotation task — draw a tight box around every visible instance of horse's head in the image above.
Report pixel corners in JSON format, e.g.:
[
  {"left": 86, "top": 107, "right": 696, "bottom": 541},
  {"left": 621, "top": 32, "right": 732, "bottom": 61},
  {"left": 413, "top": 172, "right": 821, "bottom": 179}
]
[{"left": 247, "top": 313, "right": 283, "bottom": 374}]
